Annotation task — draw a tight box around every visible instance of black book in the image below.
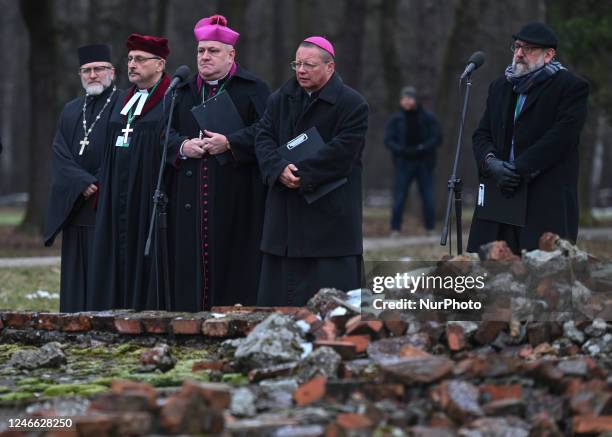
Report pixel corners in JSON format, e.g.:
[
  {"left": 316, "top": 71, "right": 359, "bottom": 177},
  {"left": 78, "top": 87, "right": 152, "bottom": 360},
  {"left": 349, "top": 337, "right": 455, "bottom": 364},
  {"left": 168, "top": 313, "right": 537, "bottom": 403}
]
[
  {"left": 474, "top": 175, "right": 527, "bottom": 227},
  {"left": 190, "top": 91, "right": 244, "bottom": 165},
  {"left": 278, "top": 127, "right": 347, "bottom": 204}
]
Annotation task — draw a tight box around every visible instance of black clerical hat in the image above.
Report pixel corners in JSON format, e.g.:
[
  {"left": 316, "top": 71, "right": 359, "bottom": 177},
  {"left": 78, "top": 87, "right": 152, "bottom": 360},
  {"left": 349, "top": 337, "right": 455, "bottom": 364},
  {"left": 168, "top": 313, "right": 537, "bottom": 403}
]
[
  {"left": 78, "top": 44, "right": 112, "bottom": 66},
  {"left": 513, "top": 22, "right": 558, "bottom": 49}
]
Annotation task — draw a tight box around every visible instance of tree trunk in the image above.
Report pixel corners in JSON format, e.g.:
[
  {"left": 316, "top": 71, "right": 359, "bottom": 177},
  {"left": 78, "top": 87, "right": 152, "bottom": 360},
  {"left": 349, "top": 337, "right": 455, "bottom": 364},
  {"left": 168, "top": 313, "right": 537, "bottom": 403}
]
[{"left": 18, "top": 0, "right": 59, "bottom": 234}]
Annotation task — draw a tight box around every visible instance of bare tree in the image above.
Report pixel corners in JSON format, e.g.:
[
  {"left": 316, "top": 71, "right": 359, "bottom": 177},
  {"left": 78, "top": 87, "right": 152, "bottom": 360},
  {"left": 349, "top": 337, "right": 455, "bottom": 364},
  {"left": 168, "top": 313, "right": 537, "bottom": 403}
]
[{"left": 18, "top": 0, "right": 59, "bottom": 233}]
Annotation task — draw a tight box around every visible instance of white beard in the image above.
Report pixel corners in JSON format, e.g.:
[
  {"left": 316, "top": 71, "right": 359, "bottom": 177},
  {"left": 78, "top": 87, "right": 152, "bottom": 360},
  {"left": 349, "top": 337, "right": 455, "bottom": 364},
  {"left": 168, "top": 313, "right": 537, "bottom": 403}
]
[
  {"left": 85, "top": 83, "right": 105, "bottom": 95},
  {"left": 81, "top": 74, "right": 114, "bottom": 96},
  {"left": 512, "top": 53, "right": 546, "bottom": 77}
]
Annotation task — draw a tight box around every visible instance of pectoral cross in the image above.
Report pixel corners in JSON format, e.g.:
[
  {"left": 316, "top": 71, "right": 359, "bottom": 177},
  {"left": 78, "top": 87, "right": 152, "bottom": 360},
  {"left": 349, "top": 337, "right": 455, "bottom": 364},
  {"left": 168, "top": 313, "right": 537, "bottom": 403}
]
[
  {"left": 79, "top": 137, "right": 90, "bottom": 155},
  {"left": 121, "top": 123, "right": 134, "bottom": 145}
]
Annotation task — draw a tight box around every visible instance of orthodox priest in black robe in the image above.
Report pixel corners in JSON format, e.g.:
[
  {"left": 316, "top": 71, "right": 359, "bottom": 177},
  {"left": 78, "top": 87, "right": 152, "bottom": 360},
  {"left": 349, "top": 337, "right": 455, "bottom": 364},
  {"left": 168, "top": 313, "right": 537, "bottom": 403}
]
[
  {"left": 87, "top": 34, "right": 171, "bottom": 311},
  {"left": 166, "top": 15, "right": 270, "bottom": 311},
  {"left": 44, "top": 44, "right": 120, "bottom": 312}
]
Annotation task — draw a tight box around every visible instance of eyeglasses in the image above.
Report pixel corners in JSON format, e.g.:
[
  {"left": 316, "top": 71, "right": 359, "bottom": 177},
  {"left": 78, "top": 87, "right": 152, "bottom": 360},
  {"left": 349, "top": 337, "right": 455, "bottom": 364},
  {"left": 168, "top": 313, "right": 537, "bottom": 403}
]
[
  {"left": 127, "top": 55, "right": 161, "bottom": 64},
  {"left": 510, "top": 42, "right": 545, "bottom": 55},
  {"left": 79, "top": 66, "right": 112, "bottom": 75},
  {"left": 290, "top": 60, "right": 327, "bottom": 71}
]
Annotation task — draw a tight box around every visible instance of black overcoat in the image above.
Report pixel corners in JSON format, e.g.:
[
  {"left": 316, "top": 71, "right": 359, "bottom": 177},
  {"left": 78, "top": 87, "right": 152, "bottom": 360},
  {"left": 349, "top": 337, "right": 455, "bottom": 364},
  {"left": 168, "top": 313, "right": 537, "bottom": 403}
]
[
  {"left": 255, "top": 73, "right": 369, "bottom": 258},
  {"left": 166, "top": 65, "right": 270, "bottom": 311},
  {"left": 467, "top": 69, "right": 589, "bottom": 252}
]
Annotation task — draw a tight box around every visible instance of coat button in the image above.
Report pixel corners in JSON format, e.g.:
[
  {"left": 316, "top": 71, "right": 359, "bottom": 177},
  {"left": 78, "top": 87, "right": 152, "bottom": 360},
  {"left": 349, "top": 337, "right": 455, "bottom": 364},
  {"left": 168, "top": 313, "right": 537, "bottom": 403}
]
[
  {"left": 186, "top": 170, "right": 193, "bottom": 177},
  {"left": 184, "top": 203, "right": 192, "bottom": 210}
]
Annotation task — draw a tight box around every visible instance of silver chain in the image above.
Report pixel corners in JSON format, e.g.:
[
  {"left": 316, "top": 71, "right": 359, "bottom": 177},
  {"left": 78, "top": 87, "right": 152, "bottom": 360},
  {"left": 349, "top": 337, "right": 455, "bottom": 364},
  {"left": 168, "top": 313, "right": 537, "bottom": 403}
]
[{"left": 82, "top": 85, "right": 117, "bottom": 140}]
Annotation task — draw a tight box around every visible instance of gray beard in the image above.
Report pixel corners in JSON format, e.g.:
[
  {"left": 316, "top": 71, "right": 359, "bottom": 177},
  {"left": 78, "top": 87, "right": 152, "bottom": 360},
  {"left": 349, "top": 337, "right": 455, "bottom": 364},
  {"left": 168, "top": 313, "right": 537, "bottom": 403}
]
[
  {"left": 85, "top": 83, "right": 105, "bottom": 96},
  {"left": 512, "top": 56, "right": 546, "bottom": 77}
]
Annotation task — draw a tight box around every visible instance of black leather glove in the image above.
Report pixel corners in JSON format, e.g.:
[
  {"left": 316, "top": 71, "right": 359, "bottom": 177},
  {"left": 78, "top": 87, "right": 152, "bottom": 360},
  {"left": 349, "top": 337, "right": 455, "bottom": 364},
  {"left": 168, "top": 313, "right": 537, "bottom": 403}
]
[{"left": 485, "top": 157, "right": 521, "bottom": 190}]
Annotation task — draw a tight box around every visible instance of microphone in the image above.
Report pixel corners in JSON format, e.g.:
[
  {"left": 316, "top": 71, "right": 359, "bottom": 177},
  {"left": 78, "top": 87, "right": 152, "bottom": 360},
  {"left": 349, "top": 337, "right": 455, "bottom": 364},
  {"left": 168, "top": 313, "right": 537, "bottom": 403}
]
[
  {"left": 460, "top": 51, "right": 485, "bottom": 80},
  {"left": 165, "top": 65, "right": 191, "bottom": 95}
]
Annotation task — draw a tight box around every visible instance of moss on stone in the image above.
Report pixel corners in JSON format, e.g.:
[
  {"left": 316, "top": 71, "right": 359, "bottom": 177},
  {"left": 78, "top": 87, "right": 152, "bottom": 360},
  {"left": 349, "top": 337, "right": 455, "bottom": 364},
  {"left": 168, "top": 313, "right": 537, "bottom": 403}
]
[
  {"left": 221, "top": 373, "right": 249, "bottom": 385},
  {"left": 0, "top": 391, "right": 35, "bottom": 403},
  {"left": 42, "top": 383, "right": 108, "bottom": 397}
]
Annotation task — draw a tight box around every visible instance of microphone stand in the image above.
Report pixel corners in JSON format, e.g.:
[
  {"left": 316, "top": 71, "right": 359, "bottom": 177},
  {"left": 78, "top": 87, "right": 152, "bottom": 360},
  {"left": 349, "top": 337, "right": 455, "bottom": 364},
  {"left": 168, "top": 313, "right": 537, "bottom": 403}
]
[
  {"left": 440, "top": 74, "right": 474, "bottom": 255},
  {"left": 144, "top": 89, "right": 177, "bottom": 311}
]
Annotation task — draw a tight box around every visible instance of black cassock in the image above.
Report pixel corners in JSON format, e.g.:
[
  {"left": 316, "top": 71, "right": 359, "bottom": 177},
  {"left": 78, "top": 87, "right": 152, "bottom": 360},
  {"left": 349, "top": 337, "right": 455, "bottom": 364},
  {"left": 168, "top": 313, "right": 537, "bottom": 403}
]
[
  {"left": 166, "top": 65, "right": 270, "bottom": 311},
  {"left": 43, "top": 85, "right": 120, "bottom": 312},
  {"left": 87, "top": 75, "right": 171, "bottom": 311}
]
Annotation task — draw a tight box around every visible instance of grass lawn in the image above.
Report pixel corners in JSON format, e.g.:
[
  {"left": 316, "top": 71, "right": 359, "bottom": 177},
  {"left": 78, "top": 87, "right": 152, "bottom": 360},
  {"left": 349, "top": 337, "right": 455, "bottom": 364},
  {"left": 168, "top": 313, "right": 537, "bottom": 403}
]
[{"left": 0, "top": 267, "right": 60, "bottom": 312}]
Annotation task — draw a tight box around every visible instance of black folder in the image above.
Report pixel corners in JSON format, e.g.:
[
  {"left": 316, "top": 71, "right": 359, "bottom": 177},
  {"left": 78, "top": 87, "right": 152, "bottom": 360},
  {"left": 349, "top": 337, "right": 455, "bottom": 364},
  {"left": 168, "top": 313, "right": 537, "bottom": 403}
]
[
  {"left": 278, "top": 127, "right": 347, "bottom": 204},
  {"left": 474, "top": 175, "right": 527, "bottom": 226},
  {"left": 190, "top": 91, "right": 244, "bottom": 165}
]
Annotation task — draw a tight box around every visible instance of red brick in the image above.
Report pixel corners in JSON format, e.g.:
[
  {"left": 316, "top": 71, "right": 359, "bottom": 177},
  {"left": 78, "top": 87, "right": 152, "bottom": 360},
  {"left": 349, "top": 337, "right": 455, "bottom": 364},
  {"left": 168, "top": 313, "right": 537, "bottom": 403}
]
[
  {"left": 114, "top": 317, "right": 142, "bottom": 334},
  {"left": 294, "top": 375, "right": 327, "bottom": 406},
  {"left": 361, "top": 383, "right": 405, "bottom": 401},
  {"left": 345, "top": 315, "right": 383, "bottom": 337},
  {"left": 202, "top": 318, "right": 232, "bottom": 337},
  {"left": 336, "top": 413, "right": 373, "bottom": 431},
  {"left": 314, "top": 340, "right": 357, "bottom": 360},
  {"left": 338, "top": 335, "right": 370, "bottom": 354},
  {"left": 192, "top": 359, "right": 226, "bottom": 372},
  {"left": 73, "top": 414, "right": 116, "bottom": 437},
  {"left": 248, "top": 362, "right": 298, "bottom": 383},
  {"left": 399, "top": 345, "right": 431, "bottom": 359},
  {"left": 429, "top": 412, "right": 453, "bottom": 428},
  {"left": 110, "top": 379, "right": 157, "bottom": 408},
  {"left": 570, "top": 385, "right": 612, "bottom": 416},
  {"left": 113, "top": 412, "right": 153, "bottom": 436},
  {"left": 446, "top": 324, "right": 467, "bottom": 351},
  {"left": 171, "top": 317, "right": 203, "bottom": 335},
  {"left": 159, "top": 396, "right": 190, "bottom": 434},
  {"left": 381, "top": 356, "right": 454, "bottom": 384},
  {"left": 294, "top": 308, "right": 319, "bottom": 326},
  {"left": 479, "top": 384, "right": 522, "bottom": 402},
  {"left": 383, "top": 319, "right": 408, "bottom": 336},
  {"left": 141, "top": 316, "right": 171, "bottom": 334},
  {"left": 35, "top": 312, "right": 61, "bottom": 330},
  {"left": 2, "top": 311, "right": 35, "bottom": 329},
  {"left": 59, "top": 313, "right": 93, "bottom": 332},
  {"left": 573, "top": 416, "right": 612, "bottom": 434},
  {"left": 482, "top": 398, "right": 526, "bottom": 416},
  {"left": 180, "top": 380, "right": 232, "bottom": 410},
  {"left": 312, "top": 320, "right": 337, "bottom": 341},
  {"left": 473, "top": 321, "right": 507, "bottom": 344}
]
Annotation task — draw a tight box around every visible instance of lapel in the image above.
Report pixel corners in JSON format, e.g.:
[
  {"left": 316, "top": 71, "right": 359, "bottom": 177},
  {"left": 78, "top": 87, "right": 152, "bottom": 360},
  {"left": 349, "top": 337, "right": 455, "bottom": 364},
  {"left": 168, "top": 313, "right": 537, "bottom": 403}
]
[
  {"left": 499, "top": 82, "right": 514, "bottom": 153},
  {"left": 285, "top": 72, "right": 342, "bottom": 133},
  {"left": 516, "top": 75, "right": 555, "bottom": 121}
]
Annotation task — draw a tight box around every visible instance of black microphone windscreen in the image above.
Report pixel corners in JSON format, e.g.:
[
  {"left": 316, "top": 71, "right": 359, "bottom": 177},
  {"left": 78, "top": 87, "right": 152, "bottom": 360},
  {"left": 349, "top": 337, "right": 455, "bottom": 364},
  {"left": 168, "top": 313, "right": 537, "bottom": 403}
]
[
  {"left": 174, "top": 65, "right": 191, "bottom": 80},
  {"left": 468, "top": 51, "right": 485, "bottom": 68}
]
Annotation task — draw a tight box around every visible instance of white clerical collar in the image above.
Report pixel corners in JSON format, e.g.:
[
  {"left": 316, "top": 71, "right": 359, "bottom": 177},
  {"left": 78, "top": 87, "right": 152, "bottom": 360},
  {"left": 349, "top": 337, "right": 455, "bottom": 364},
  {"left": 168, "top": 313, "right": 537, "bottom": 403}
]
[
  {"left": 205, "top": 69, "right": 232, "bottom": 86},
  {"left": 120, "top": 88, "right": 149, "bottom": 116}
]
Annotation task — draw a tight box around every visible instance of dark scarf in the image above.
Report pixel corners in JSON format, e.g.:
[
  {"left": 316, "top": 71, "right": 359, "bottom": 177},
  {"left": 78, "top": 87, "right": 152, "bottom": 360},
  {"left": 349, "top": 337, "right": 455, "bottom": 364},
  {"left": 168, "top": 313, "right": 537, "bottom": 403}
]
[
  {"left": 504, "top": 60, "right": 565, "bottom": 94},
  {"left": 403, "top": 107, "right": 421, "bottom": 147}
]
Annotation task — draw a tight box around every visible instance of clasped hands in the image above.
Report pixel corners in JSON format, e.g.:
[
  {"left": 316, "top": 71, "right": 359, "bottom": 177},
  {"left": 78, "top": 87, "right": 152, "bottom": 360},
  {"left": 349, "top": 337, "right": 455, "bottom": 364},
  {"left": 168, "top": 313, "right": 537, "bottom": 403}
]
[
  {"left": 280, "top": 164, "right": 300, "bottom": 189},
  {"left": 181, "top": 130, "right": 229, "bottom": 158},
  {"left": 486, "top": 157, "right": 522, "bottom": 195}
]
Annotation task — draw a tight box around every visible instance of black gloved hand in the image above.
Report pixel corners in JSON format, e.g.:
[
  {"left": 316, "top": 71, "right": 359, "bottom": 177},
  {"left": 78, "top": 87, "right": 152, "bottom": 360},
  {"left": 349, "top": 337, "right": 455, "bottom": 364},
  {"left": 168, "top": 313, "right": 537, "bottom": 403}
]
[{"left": 486, "top": 157, "right": 521, "bottom": 190}]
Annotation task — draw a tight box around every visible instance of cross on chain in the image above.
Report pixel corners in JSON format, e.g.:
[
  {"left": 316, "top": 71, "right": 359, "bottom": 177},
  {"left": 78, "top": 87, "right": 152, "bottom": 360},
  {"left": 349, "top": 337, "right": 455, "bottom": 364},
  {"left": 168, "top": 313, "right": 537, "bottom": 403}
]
[
  {"left": 78, "top": 137, "right": 90, "bottom": 155},
  {"left": 121, "top": 123, "right": 134, "bottom": 145}
]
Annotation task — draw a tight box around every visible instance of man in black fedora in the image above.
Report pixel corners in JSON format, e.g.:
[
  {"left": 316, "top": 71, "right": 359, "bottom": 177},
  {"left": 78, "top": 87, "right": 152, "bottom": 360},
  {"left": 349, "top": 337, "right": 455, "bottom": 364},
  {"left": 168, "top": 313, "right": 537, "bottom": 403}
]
[{"left": 467, "top": 22, "right": 589, "bottom": 253}]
